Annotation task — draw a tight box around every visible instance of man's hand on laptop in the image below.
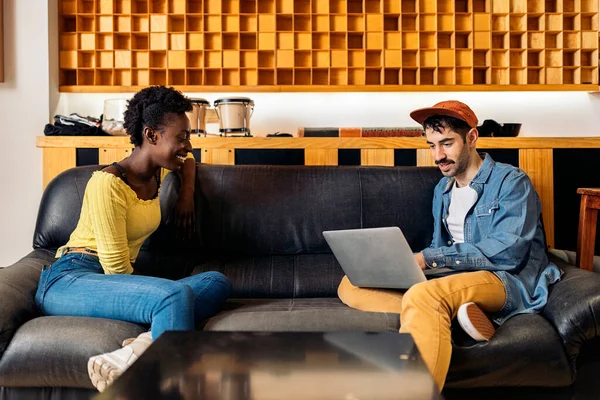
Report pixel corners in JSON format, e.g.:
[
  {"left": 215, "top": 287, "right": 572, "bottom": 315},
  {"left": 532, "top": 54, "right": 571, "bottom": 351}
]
[{"left": 414, "top": 253, "right": 426, "bottom": 270}]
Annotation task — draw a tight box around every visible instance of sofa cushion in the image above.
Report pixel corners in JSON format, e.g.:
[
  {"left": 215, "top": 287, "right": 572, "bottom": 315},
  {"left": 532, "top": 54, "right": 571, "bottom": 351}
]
[
  {"left": 447, "top": 314, "right": 573, "bottom": 388},
  {"left": 0, "top": 249, "right": 55, "bottom": 358},
  {"left": 0, "top": 317, "right": 145, "bottom": 388},
  {"left": 192, "top": 254, "right": 346, "bottom": 298},
  {"left": 203, "top": 298, "right": 400, "bottom": 332}
]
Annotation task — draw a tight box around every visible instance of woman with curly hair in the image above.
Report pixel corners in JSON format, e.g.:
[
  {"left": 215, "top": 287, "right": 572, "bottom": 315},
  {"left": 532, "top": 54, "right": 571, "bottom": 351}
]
[{"left": 34, "top": 86, "right": 231, "bottom": 391}]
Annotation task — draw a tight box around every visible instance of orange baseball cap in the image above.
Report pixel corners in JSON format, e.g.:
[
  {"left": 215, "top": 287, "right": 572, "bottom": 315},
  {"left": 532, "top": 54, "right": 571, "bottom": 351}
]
[{"left": 410, "top": 100, "right": 478, "bottom": 129}]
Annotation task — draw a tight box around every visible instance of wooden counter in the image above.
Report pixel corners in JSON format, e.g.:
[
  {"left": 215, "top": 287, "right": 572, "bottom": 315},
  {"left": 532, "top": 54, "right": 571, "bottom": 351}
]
[{"left": 36, "top": 136, "right": 600, "bottom": 249}]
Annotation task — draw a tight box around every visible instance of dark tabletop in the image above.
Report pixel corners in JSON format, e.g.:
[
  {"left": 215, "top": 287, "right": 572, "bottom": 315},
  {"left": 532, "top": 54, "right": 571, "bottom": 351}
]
[{"left": 96, "top": 331, "right": 441, "bottom": 400}]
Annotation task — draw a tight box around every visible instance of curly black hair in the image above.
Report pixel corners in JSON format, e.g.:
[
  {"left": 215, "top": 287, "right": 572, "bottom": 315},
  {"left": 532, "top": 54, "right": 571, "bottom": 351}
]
[
  {"left": 123, "top": 86, "right": 192, "bottom": 146},
  {"left": 422, "top": 115, "right": 471, "bottom": 142}
]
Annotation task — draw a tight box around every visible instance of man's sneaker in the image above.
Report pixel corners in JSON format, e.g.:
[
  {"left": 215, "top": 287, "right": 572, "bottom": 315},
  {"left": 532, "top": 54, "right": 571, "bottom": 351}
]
[{"left": 457, "top": 302, "right": 495, "bottom": 342}]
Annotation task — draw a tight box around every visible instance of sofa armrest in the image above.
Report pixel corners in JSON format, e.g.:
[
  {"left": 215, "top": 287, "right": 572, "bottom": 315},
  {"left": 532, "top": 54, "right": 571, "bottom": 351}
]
[
  {"left": 0, "top": 249, "right": 54, "bottom": 357},
  {"left": 542, "top": 256, "right": 600, "bottom": 368}
]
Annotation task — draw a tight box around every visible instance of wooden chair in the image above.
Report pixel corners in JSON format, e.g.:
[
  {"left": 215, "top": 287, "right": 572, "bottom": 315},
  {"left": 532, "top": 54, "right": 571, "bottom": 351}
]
[{"left": 576, "top": 188, "right": 600, "bottom": 271}]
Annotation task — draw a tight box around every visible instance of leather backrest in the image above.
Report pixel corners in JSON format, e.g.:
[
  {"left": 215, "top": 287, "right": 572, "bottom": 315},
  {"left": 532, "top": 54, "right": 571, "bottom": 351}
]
[
  {"left": 194, "top": 164, "right": 441, "bottom": 255},
  {"left": 33, "top": 166, "right": 102, "bottom": 250},
  {"left": 33, "top": 165, "right": 182, "bottom": 253},
  {"left": 33, "top": 164, "right": 441, "bottom": 268}
]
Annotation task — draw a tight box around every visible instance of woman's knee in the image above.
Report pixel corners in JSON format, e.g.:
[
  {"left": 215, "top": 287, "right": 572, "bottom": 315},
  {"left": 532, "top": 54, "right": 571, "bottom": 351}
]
[
  {"left": 195, "top": 271, "right": 232, "bottom": 299},
  {"left": 160, "top": 281, "right": 194, "bottom": 309}
]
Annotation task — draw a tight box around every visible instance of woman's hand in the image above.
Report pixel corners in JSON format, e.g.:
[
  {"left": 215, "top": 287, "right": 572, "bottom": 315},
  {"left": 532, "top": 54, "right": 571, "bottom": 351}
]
[
  {"left": 170, "top": 188, "right": 195, "bottom": 240},
  {"left": 168, "top": 155, "right": 197, "bottom": 240}
]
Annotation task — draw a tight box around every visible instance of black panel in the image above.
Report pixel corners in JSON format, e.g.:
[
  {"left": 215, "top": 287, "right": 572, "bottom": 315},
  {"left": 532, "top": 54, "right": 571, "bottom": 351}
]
[
  {"left": 394, "top": 149, "right": 417, "bottom": 166},
  {"left": 483, "top": 149, "right": 519, "bottom": 168},
  {"left": 235, "top": 149, "right": 305, "bottom": 165},
  {"left": 338, "top": 149, "right": 361, "bottom": 166},
  {"left": 192, "top": 149, "right": 201, "bottom": 161},
  {"left": 302, "top": 128, "right": 339, "bottom": 137},
  {"left": 76, "top": 148, "right": 99, "bottom": 167},
  {"left": 554, "top": 149, "right": 600, "bottom": 255}
]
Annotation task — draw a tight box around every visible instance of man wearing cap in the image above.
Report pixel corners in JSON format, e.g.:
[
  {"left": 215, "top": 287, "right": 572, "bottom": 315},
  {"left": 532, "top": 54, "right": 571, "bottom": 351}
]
[{"left": 337, "top": 100, "right": 561, "bottom": 391}]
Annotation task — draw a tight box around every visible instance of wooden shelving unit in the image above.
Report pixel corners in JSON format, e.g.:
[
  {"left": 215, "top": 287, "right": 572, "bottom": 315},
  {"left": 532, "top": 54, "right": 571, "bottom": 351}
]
[{"left": 58, "top": 0, "right": 599, "bottom": 91}]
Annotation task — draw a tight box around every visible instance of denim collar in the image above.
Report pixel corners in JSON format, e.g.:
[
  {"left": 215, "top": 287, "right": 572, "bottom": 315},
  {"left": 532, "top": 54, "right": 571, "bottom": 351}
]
[{"left": 443, "top": 153, "right": 494, "bottom": 194}]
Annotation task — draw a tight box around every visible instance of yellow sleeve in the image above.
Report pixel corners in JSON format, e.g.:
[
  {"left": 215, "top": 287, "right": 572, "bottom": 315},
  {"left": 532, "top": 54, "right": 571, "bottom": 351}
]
[
  {"left": 86, "top": 173, "right": 134, "bottom": 274},
  {"left": 160, "top": 151, "right": 196, "bottom": 182}
]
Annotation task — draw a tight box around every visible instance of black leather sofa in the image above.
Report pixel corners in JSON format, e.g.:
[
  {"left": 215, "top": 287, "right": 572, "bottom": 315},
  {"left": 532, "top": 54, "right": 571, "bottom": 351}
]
[{"left": 1, "top": 163, "right": 600, "bottom": 399}]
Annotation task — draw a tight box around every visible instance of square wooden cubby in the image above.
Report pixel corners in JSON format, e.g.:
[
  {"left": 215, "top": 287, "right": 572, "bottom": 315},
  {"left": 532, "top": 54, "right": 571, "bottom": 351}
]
[
  {"left": 458, "top": 49, "right": 476, "bottom": 67},
  {"left": 348, "top": 50, "right": 366, "bottom": 67},
  {"left": 95, "top": 69, "right": 113, "bottom": 86},
  {"left": 168, "top": 70, "right": 186, "bottom": 85},
  {"left": 366, "top": 68, "right": 382, "bottom": 85},
  {"left": 59, "top": 0, "right": 599, "bottom": 90},
  {"left": 132, "top": 51, "right": 149, "bottom": 68},
  {"left": 95, "top": 51, "right": 113, "bottom": 69},
  {"left": 240, "top": 69, "right": 258, "bottom": 85},
  {"left": 258, "top": 51, "right": 275, "bottom": 68},
  {"left": 384, "top": 68, "right": 400, "bottom": 84},
  {"left": 348, "top": 15, "right": 364, "bottom": 31},
  {"left": 131, "top": 69, "right": 149, "bottom": 86},
  {"left": 114, "top": 70, "right": 131, "bottom": 86},
  {"left": 132, "top": 16, "right": 149, "bottom": 32},
  {"left": 402, "top": 50, "right": 418, "bottom": 67},
  {"left": 205, "top": 69, "right": 223, "bottom": 85},
  {"left": 187, "top": 51, "right": 203, "bottom": 68},
  {"left": 241, "top": 15, "right": 258, "bottom": 32},
  {"left": 402, "top": 68, "right": 417, "bottom": 85},
  {"left": 223, "top": 69, "right": 241, "bottom": 86},
  {"left": 294, "top": 69, "right": 311, "bottom": 85}
]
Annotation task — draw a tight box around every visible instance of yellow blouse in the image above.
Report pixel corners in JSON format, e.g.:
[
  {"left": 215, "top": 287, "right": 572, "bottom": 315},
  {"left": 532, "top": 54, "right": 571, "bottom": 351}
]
[
  {"left": 57, "top": 153, "right": 194, "bottom": 274},
  {"left": 57, "top": 171, "right": 161, "bottom": 274}
]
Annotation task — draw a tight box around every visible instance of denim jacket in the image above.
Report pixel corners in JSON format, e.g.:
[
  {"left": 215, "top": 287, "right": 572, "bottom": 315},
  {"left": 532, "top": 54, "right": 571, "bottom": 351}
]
[{"left": 422, "top": 154, "right": 562, "bottom": 324}]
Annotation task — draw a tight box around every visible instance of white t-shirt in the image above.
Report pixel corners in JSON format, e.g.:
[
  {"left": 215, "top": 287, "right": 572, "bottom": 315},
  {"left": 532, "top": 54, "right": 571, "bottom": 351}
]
[{"left": 447, "top": 181, "right": 478, "bottom": 243}]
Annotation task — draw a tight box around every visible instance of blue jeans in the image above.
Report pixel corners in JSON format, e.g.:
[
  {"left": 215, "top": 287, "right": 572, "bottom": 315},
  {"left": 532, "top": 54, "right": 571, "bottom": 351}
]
[{"left": 35, "top": 253, "right": 231, "bottom": 341}]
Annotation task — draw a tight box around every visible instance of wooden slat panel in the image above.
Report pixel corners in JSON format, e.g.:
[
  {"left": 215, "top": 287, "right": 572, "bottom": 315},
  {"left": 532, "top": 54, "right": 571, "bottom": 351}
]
[
  {"left": 360, "top": 149, "right": 394, "bottom": 166},
  {"left": 305, "top": 149, "right": 338, "bottom": 166},
  {"left": 99, "top": 148, "right": 131, "bottom": 165},
  {"left": 37, "top": 136, "right": 600, "bottom": 150},
  {"left": 37, "top": 136, "right": 133, "bottom": 148},
  {"left": 43, "top": 148, "right": 76, "bottom": 189},
  {"left": 519, "top": 149, "right": 554, "bottom": 249},
  {"left": 416, "top": 149, "right": 436, "bottom": 167},
  {"left": 201, "top": 149, "right": 234, "bottom": 165}
]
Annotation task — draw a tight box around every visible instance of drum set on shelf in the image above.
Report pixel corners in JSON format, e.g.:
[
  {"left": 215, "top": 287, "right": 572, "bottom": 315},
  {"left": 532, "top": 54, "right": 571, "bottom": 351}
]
[{"left": 186, "top": 97, "right": 254, "bottom": 137}]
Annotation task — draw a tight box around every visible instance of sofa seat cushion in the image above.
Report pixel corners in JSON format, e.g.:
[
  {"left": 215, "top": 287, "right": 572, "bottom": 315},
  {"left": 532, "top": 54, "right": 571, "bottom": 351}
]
[
  {"left": 204, "top": 298, "right": 400, "bottom": 332},
  {"left": 447, "top": 314, "right": 573, "bottom": 388},
  {"left": 0, "top": 316, "right": 145, "bottom": 388}
]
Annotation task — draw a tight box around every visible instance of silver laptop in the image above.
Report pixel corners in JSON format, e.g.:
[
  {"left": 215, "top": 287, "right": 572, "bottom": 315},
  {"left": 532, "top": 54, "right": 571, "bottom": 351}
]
[{"left": 323, "top": 226, "right": 445, "bottom": 290}]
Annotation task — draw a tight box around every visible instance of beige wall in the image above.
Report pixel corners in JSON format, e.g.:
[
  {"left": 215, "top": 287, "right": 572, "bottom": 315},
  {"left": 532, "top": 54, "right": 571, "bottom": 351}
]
[{"left": 0, "top": 1, "right": 52, "bottom": 266}]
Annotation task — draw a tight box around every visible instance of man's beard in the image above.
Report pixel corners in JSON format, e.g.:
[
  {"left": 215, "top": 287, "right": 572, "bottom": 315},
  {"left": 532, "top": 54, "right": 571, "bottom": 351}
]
[{"left": 435, "top": 146, "right": 470, "bottom": 177}]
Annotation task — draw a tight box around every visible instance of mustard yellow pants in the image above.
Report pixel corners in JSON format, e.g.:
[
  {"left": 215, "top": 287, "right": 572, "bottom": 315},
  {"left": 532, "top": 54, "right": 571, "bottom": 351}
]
[{"left": 337, "top": 271, "right": 506, "bottom": 391}]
